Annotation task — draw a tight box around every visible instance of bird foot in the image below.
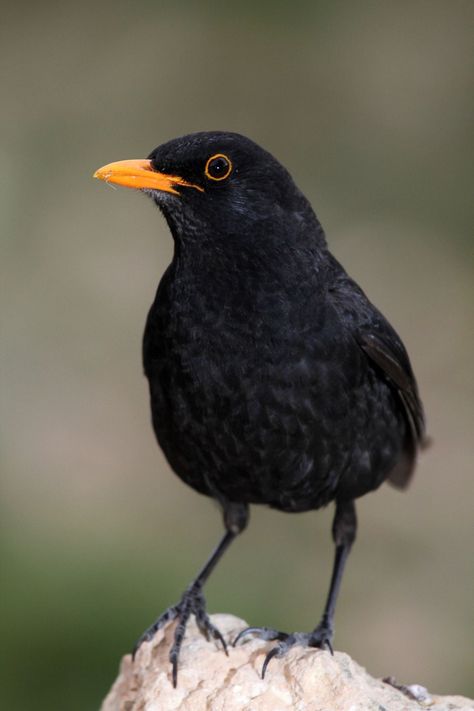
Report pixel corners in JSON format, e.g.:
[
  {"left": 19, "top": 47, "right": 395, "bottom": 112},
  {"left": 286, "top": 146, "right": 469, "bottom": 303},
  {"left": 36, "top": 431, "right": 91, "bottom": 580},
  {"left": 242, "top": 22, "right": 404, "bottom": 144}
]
[
  {"left": 233, "top": 620, "right": 333, "bottom": 678},
  {"left": 132, "top": 583, "right": 227, "bottom": 687}
]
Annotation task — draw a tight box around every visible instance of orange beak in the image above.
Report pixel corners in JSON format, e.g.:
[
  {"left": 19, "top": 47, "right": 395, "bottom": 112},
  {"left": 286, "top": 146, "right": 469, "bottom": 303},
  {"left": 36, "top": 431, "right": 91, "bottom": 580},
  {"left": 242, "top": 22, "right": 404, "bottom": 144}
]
[{"left": 93, "top": 159, "right": 204, "bottom": 195}]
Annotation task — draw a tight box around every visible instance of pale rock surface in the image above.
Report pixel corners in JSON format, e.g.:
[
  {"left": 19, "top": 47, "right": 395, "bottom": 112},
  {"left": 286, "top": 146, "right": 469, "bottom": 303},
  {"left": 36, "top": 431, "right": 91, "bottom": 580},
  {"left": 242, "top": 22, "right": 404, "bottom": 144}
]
[{"left": 101, "top": 614, "right": 473, "bottom": 711}]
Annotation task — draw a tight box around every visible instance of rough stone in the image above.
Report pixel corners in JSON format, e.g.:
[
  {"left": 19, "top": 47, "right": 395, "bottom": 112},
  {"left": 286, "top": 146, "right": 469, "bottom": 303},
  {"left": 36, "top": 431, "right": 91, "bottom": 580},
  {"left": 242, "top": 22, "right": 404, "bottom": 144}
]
[{"left": 101, "top": 614, "right": 474, "bottom": 711}]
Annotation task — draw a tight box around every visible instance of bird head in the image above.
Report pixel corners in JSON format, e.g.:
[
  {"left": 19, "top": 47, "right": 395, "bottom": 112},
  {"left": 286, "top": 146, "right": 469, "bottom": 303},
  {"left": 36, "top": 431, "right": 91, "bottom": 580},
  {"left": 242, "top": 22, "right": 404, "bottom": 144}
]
[{"left": 94, "top": 132, "right": 324, "bottom": 249}]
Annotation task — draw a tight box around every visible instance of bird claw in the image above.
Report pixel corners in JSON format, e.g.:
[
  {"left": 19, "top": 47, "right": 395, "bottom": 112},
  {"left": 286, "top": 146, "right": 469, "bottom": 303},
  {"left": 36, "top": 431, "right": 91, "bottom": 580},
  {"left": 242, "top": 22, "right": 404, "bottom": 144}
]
[
  {"left": 234, "top": 622, "right": 334, "bottom": 678},
  {"left": 233, "top": 625, "right": 288, "bottom": 646},
  {"left": 132, "top": 583, "right": 226, "bottom": 687},
  {"left": 132, "top": 606, "right": 180, "bottom": 660},
  {"left": 195, "top": 608, "right": 228, "bottom": 655}
]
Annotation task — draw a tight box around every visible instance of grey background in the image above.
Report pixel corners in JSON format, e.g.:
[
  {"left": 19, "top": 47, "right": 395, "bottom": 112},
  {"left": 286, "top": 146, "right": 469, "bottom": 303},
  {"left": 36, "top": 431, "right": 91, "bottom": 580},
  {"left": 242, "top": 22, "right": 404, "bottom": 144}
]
[{"left": 2, "top": 2, "right": 473, "bottom": 708}]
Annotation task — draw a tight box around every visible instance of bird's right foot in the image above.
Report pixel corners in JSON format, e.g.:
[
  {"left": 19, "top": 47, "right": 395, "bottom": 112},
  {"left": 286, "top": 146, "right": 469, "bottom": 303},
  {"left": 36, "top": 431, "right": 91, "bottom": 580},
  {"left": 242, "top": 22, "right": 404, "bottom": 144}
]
[
  {"left": 132, "top": 582, "right": 227, "bottom": 687},
  {"left": 233, "top": 620, "right": 334, "bottom": 678}
]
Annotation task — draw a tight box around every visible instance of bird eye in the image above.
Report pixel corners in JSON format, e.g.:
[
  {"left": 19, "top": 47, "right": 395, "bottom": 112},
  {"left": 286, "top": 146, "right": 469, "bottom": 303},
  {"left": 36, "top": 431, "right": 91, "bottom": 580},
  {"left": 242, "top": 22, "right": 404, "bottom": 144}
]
[{"left": 205, "top": 154, "right": 232, "bottom": 181}]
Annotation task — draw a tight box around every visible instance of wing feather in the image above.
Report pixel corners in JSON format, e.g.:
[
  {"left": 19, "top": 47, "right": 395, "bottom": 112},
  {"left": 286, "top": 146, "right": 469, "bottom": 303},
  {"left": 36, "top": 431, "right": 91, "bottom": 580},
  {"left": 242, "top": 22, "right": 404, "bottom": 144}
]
[{"left": 358, "top": 331, "right": 428, "bottom": 488}]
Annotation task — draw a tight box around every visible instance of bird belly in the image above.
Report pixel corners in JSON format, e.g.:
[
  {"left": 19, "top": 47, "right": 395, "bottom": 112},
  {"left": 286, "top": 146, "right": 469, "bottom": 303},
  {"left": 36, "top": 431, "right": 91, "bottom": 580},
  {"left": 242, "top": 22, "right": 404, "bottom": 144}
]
[
  {"left": 145, "top": 298, "right": 407, "bottom": 513},
  {"left": 148, "top": 349, "right": 362, "bottom": 513},
  {"left": 151, "top": 384, "right": 339, "bottom": 512}
]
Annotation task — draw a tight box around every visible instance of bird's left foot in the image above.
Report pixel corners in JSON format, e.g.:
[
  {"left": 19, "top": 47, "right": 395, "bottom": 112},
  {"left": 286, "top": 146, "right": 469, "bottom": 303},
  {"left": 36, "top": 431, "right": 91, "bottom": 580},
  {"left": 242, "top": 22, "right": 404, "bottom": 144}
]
[
  {"left": 233, "top": 620, "right": 334, "bottom": 678},
  {"left": 132, "top": 583, "right": 227, "bottom": 687}
]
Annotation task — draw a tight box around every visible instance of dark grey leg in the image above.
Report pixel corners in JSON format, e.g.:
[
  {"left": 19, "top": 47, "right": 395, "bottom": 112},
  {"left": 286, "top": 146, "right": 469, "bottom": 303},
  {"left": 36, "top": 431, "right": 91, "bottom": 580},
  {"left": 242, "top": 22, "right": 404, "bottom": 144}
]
[
  {"left": 316, "top": 498, "right": 357, "bottom": 648},
  {"left": 133, "top": 501, "right": 248, "bottom": 687},
  {"left": 234, "top": 499, "right": 357, "bottom": 679}
]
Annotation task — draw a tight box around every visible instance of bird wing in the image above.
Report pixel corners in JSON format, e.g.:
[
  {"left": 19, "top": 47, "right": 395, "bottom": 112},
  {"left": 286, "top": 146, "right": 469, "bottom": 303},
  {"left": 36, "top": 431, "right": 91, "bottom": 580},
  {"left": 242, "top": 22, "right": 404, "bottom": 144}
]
[
  {"left": 357, "top": 331, "right": 425, "bottom": 442},
  {"left": 327, "top": 256, "right": 427, "bottom": 488},
  {"left": 356, "top": 327, "right": 428, "bottom": 488}
]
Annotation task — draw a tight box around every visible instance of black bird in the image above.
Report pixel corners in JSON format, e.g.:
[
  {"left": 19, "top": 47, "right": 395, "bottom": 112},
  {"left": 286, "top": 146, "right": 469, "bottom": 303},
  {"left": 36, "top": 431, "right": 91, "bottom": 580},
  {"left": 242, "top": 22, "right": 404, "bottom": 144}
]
[{"left": 94, "top": 131, "right": 426, "bottom": 686}]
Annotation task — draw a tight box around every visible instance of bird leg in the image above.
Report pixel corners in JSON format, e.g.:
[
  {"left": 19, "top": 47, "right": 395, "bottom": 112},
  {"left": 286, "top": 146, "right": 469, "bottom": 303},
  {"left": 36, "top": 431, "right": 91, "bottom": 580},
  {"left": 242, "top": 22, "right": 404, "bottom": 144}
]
[
  {"left": 234, "top": 499, "right": 357, "bottom": 678},
  {"left": 132, "top": 501, "right": 248, "bottom": 687}
]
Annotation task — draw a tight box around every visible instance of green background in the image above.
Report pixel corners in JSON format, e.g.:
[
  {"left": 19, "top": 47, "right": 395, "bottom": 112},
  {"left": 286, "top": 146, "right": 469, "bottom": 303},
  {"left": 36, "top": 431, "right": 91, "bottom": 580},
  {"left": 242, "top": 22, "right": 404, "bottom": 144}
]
[{"left": 2, "top": 2, "right": 473, "bottom": 708}]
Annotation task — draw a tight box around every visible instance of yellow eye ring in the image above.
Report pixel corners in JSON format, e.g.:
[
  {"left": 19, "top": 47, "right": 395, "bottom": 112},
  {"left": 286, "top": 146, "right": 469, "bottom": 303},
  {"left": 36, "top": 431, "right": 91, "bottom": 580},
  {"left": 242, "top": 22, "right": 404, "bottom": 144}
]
[{"left": 204, "top": 153, "right": 233, "bottom": 181}]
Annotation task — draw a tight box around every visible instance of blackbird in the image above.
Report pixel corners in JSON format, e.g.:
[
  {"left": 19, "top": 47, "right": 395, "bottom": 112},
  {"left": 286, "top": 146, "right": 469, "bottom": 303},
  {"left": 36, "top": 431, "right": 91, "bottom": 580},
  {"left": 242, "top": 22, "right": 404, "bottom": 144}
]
[{"left": 94, "top": 131, "right": 426, "bottom": 686}]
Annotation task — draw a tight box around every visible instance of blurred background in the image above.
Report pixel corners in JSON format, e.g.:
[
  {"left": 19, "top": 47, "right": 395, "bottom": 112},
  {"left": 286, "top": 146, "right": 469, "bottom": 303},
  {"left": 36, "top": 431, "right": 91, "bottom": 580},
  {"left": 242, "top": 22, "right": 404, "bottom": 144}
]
[{"left": 1, "top": 1, "right": 473, "bottom": 708}]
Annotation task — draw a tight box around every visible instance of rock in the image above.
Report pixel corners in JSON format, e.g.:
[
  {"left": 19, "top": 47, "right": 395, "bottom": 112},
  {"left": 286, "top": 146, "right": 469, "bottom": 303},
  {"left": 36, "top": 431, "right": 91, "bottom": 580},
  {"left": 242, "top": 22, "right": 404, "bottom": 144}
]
[{"left": 101, "top": 614, "right": 474, "bottom": 711}]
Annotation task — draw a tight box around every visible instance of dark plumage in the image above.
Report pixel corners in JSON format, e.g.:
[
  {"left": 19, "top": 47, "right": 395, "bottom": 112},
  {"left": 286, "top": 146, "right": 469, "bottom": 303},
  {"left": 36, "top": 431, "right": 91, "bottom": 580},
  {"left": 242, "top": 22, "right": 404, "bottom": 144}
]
[{"left": 94, "top": 131, "right": 426, "bottom": 686}]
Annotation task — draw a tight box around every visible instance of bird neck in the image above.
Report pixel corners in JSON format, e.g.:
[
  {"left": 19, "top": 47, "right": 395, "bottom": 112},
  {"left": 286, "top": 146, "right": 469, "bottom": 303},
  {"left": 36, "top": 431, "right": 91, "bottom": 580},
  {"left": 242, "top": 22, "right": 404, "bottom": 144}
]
[{"left": 165, "top": 230, "right": 329, "bottom": 323}]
